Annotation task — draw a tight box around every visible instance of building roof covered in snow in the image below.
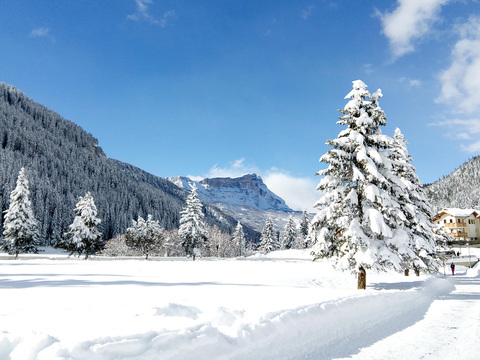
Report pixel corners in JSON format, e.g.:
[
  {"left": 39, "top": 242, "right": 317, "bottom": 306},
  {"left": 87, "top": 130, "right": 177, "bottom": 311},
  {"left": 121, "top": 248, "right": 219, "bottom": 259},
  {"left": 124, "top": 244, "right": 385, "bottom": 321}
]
[{"left": 434, "top": 208, "right": 480, "bottom": 220}]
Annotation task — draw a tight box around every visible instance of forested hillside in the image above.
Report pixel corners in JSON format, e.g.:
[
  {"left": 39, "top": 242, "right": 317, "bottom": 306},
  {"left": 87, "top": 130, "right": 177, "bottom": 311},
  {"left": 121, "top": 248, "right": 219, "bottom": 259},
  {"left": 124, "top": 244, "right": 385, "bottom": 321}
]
[
  {"left": 424, "top": 156, "right": 480, "bottom": 212},
  {"left": 0, "top": 83, "right": 255, "bottom": 245}
]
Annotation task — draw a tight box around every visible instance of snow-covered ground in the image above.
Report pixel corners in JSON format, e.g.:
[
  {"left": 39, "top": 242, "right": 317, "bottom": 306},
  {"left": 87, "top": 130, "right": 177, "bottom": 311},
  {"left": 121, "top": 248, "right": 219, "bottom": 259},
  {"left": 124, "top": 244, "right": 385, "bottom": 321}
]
[{"left": 0, "top": 248, "right": 479, "bottom": 360}]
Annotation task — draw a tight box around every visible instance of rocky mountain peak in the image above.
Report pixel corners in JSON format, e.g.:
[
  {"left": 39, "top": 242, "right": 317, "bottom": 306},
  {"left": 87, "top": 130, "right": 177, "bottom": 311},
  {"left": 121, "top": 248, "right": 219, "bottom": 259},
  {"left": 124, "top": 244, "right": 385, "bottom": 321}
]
[{"left": 169, "top": 173, "right": 292, "bottom": 212}]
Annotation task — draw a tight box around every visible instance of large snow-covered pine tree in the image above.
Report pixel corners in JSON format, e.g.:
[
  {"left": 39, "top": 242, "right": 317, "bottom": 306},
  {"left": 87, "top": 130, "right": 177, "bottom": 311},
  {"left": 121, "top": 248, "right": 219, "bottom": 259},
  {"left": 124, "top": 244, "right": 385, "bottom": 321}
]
[
  {"left": 310, "top": 80, "right": 410, "bottom": 285},
  {"left": 1, "top": 167, "right": 39, "bottom": 258},
  {"left": 179, "top": 184, "right": 207, "bottom": 260},
  {"left": 63, "top": 192, "right": 103, "bottom": 259},
  {"left": 259, "top": 216, "right": 279, "bottom": 254},
  {"left": 389, "top": 128, "right": 440, "bottom": 273}
]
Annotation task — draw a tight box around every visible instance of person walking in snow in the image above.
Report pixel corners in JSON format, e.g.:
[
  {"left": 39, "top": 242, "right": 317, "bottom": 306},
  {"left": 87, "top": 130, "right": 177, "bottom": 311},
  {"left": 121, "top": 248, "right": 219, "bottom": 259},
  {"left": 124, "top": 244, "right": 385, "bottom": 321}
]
[{"left": 451, "top": 262, "right": 455, "bottom": 276}]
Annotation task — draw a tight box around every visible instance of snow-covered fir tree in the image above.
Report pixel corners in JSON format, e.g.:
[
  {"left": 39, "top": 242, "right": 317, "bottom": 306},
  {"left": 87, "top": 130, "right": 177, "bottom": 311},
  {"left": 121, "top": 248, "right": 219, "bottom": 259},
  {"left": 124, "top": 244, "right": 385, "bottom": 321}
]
[
  {"left": 298, "top": 209, "right": 310, "bottom": 248},
  {"left": 1, "top": 167, "right": 39, "bottom": 258},
  {"left": 280, "top": 215, "right": 297, "bottom": 249},
  {"left": 389, "top": 128, "right": 440, "bottom": 273},
  {"left": 63, "top": 192, "right": 103, "bottom": 259},
  {"left": 233, "top": 222, "right": 246, "bottom": 257},
  {"left": 259, "top": 216, "right": 279, "bottom": 254},
  {"left": 178, "top": 184, "right": 207, "bottom": 260},
  {"left": 310, "top": 80, "right": 417, "bottom": 287},
  {"left": 126, "top": 214, "right": 164, "bottom": 259}
]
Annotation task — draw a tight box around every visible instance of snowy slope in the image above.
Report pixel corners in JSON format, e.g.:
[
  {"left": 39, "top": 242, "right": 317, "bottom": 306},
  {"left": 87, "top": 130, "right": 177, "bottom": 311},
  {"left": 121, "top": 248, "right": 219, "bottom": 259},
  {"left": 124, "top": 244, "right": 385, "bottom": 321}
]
[{"left": 1, "top": 249, "right": 479, "bottom": 359}]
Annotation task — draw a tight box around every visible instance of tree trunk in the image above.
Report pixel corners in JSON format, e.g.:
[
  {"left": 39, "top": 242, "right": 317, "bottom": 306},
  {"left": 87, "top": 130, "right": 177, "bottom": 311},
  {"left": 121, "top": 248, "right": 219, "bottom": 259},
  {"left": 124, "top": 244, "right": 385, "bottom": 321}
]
[
  {"left": 84, "top": 252, "right": 89, "bottom": 260},
  {"left": 404, "top": 269, "right": 409, "bottom": 276},
  {"left": 414, "top": 267, "right": 420, "bottom": 276},
  {"left": 358, "top": 266, "right": 366, "bottom": 290}
]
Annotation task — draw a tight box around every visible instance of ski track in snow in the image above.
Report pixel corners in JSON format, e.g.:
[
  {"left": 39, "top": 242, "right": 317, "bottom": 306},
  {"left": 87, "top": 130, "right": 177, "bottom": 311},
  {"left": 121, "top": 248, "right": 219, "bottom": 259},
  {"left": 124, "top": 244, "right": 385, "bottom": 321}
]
[{"left": 0, "top": 250, "right": 478, "bottom": 359}]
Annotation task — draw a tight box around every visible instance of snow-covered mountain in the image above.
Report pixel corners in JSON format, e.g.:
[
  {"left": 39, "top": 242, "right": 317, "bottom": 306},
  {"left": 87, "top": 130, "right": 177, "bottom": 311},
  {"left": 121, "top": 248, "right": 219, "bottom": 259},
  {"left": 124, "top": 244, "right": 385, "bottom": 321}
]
[
  {"left": 169, "top": 174, "right": 292, "bottom": 212},
  {"left": 168, "top": 174, "right": 299, "bottom": 232},
  {"left": 424, "top": 155, "right": 480, "bottom": 212}
]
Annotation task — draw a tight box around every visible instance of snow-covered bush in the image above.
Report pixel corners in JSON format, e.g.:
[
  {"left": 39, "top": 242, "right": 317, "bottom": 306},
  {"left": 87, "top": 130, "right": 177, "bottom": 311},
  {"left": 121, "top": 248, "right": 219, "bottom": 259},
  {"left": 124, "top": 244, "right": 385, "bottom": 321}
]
[
  {"left": 100, "top": 234, "right": 141, "bottom": 257},
  {"left": 125, "top": 215, "right": 164, "bottom": 259}
]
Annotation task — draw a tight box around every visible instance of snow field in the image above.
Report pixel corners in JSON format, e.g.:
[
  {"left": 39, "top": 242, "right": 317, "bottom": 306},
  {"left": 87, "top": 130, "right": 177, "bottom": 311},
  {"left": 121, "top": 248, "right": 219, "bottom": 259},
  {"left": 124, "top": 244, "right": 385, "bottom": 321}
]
[{"left": 0, "top": 249, "right": 478, "bottom": 359}]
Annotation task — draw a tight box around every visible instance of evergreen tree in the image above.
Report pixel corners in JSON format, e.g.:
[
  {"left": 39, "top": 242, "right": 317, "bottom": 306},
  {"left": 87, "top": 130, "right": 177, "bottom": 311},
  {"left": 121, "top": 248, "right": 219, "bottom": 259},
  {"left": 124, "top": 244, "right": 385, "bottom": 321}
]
[
  {"left": 233, "top": 221, "right": 246, "bottom": 257},
  {"left": 389, "top": 128, "right": 440, "bottom": 274},
  {"left": 1, "top": 167, "right": 39, "bottom": 258},
  {"left": 280, "top": 215, "right": 297, "bottom": 249},
  {"left": 178, "top": 184, "right": 207, "bottom": 260},
  {"left": 299, "top": 209, "right": 310, "bottom": 248},
  {"left": 125, "top": 214, "right": 164, "bottom": 259},
  {"left": 259, "top": 216, "right": 279, "bottom": 254},
  {"left": 63, "top": 192, "right": 103, "bottom": 259},
  {"left": 310, "top": 80, "right": 409, "bottom": 288}
]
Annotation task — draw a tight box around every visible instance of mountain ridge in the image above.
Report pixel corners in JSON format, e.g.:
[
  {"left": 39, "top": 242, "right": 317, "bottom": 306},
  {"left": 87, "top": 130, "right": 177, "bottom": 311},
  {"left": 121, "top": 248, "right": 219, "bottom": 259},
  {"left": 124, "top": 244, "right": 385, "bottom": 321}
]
[
  {"left": 169, "top": 174, "right": 293, "bottom": 212},
  {"left": 168, "top": 174, "right": 299, "bottom": 232}
]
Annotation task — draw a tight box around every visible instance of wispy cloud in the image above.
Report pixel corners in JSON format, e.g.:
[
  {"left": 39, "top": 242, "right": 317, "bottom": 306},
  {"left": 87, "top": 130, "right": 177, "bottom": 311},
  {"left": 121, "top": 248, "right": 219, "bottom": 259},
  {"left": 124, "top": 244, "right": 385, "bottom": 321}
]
[
  {"left": 377, "top": 0, "right": 450, "bottom": 59},
  {"left": 436, "top": 16, "right": 480, "bottom": 114},
  {"left": 363, "top": 64, "right": 373, "bottom": 75},
  {"left": 429, "top": 118, "right": 480, "bottom": 153},
  {"left": 399, "top": 77, "right": 422, "bottom": 87},
  {"left": 200, "top": 158, "right": 318, "bottom": 212},
  {"left": 29, "top": 27, "right": 55, "bottom": 42},
  {"left": 128, "top": 0, "right": 175, "bottom": 27},
  {"left": 204, "top": 158, "right": 259, "bottom": 179},
  {"left": 300, "top": 5, "right": 315, "bottom": 20}
]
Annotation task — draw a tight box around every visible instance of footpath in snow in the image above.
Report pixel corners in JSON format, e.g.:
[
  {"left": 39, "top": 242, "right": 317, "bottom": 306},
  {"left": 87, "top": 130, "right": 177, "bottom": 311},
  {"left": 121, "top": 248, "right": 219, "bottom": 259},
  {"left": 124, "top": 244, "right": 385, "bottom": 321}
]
[
  {"left": 334, "top": 265, "right": 480, "bottom": 360},
  {"left": 0, "top": 249, "right": 478, "bottom": 359}
]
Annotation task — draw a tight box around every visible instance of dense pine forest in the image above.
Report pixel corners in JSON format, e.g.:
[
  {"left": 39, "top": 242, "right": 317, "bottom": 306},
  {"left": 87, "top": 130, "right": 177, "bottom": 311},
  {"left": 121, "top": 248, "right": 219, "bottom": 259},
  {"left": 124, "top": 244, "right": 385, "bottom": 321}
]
[
  {"left": 424, "top": 156, "right": 480, "bottom": 212},
  {"left": 0, "top": 83, "right": 257, "bottom": 246}
]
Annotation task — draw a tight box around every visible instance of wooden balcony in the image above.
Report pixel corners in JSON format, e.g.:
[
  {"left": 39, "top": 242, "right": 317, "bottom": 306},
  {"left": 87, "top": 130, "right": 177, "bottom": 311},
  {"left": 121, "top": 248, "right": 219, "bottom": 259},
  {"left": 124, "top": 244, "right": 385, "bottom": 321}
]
[
  {"left": 445, "top": 223, "right": 466, "bottom": 228},
  {"left": 447, "top": 232, "right": 468, "bottom": 238}
]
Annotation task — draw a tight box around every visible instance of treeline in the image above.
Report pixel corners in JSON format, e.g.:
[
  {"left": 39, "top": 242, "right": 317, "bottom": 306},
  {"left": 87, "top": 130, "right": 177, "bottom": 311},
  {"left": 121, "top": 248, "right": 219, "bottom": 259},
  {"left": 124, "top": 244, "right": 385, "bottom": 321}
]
[{"left": 0, "top": 83, "right": 258, "bottom": 245}]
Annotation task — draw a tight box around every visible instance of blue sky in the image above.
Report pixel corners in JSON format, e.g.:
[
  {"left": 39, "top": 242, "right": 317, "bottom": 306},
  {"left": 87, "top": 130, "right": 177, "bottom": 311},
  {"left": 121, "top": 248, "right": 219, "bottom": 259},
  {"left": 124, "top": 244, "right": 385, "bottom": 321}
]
[{"left": 1, "top": 0, "right": 480, "bottom": 211}]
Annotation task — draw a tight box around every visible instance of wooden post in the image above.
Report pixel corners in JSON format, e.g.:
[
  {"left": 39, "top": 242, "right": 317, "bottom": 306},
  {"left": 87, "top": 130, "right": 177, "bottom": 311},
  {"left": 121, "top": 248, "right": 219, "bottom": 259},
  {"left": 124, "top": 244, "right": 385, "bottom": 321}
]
[
  {"left": 404, "top": 269, "right": 409, "bottom": 276},
  {"left": 358, "top": 266, "right": 366, "bottom": 290}
]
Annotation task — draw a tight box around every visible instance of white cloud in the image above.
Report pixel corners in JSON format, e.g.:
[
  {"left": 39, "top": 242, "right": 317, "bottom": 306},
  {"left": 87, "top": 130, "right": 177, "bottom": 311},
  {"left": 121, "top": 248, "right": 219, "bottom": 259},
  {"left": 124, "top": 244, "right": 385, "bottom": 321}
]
[
  {"left": 29, "top": 27, "right": 55, "bottom": 42},
  {"left": 206, "top": 158, "right": 259, "bottom": 179},
  {"left": 30, "top": 27, "right": 50, "bottom": 37},
  {"left": 128, "top": 0, "right": 175, "bottom": 27},
  {"left": 436, "top": 16, "right": 480, "bottom": 114},
  {"left": 300, "top": 5, "right": 315, "bottom": 20},
  {"left": 461, "top": 140, "right": 480, "bottom": 153},
  {"left": 399, "top": 77, "right": 422, "bottom": 87},
  {"left": 378, "top": 0, "right": 450, "bottom": 59},
  {"left": 201, "top": 159, "right": 319, "bottom": 212},
  {"left": 363, "top": 64, "right": 373, "bottom": 75},
  {"left": 429, "top": 118, "right": 480, "bottom": 152},
  {"left": 263, "top": 171, "right": 318, "bottom": 213}
]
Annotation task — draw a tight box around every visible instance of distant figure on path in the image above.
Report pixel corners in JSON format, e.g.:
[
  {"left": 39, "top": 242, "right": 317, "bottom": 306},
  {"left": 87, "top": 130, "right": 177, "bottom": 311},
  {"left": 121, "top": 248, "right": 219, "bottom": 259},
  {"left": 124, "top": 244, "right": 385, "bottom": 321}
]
[{"left": 451, "top": 262, "right": 455, "bottom": 276}]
